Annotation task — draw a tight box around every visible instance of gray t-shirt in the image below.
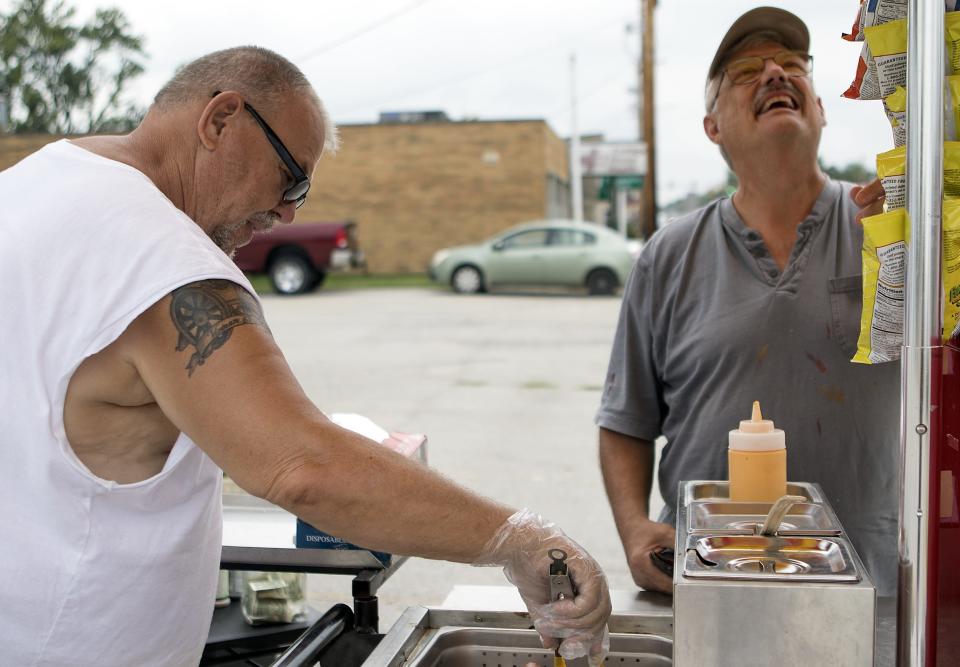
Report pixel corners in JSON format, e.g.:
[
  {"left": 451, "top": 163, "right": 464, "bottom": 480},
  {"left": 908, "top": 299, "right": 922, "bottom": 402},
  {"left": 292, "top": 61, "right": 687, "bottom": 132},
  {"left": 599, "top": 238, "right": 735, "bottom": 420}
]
[{"left": 596, "top": 179, "right": 900, "bottom": 595}]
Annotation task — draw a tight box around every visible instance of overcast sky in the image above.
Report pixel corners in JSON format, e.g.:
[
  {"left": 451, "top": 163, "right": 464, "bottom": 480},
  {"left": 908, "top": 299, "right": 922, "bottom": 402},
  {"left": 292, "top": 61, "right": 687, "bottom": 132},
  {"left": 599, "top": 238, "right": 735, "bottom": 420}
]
[{"left": 26, "top": 0, "right": 893, "bottom": 204}]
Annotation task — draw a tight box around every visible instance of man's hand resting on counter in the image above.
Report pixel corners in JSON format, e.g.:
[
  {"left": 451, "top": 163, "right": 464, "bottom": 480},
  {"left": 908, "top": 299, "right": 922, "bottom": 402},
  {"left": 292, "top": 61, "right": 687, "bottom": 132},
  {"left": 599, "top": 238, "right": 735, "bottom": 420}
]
[
  {"left": 624, "top": 518, "right": 675, "bottom": 595},
  {"left": 473, "top": 509, "right": 612, "bottom": 667}
]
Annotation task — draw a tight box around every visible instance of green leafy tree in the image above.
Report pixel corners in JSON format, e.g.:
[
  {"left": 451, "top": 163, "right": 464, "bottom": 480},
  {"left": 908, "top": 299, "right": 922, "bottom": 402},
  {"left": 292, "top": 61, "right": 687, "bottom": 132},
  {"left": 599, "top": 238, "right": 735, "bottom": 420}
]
[
  {"left": 662, "top": 160, "right": 874, "bottom": 220},
  {"left": 0, "top": 0, "right": 146, "bottom": 134},
  {"left": 820, "top": 159, "right": 876, "bottom": 184}
]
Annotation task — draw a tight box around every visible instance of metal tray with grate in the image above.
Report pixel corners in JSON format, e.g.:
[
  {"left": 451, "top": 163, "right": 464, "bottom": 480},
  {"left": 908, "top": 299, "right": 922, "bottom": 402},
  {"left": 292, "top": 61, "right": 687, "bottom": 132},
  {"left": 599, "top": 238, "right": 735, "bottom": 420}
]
[{"left": 404, "top": 628, "right": 672, "bottom": 666}]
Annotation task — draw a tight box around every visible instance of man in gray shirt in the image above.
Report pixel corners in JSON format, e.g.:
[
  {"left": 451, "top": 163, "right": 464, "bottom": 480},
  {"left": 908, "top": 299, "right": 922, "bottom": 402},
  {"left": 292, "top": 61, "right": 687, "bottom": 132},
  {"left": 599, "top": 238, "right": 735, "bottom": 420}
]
[{"left": 596, "top": 7, "right": 897, "bottom": 596}]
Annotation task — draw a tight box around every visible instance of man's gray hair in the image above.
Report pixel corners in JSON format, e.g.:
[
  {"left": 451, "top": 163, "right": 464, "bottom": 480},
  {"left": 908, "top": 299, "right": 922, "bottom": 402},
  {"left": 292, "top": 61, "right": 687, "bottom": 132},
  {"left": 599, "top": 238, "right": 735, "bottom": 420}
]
[
  {"left": 703, "top": 29, "right": 791, "bottom": 113},
  {"left": 154, "top": 46, "right": 339, "bottom": 154}
]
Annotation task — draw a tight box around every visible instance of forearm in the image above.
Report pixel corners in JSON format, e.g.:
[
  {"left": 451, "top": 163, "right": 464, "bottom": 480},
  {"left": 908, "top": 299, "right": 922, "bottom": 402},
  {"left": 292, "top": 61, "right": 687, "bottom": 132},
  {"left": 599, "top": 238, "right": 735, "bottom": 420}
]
[
  {"left": 263, "top": 418, "right": 514, "bottom": 563},
  {"left": 598, "top": 427, "right": 656, "bottom": 547}
]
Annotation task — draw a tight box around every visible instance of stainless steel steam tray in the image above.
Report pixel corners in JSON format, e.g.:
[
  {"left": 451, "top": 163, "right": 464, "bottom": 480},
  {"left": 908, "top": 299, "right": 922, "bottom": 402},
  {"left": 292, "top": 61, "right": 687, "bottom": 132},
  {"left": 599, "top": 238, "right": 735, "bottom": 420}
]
[
  {"left": 682, "top": 480, "right": 824, "bottom": 506},
  {"left": 682, "top": 534, "right": 861, "bottom": 583},
  {"left": 402, "top": 627, "right": 672, "bottom": 666},
  {"left": 686, "top": 501, "right": 842, "bottom": 536},
  {"left": 362, "top": 606, "right": 675, "bottom": 667}
]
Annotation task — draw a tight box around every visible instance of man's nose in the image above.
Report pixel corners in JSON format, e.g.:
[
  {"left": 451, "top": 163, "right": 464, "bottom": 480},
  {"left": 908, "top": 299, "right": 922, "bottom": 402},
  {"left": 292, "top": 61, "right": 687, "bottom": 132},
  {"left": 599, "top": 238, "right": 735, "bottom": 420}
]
[
  {"left": 274, "top": 200, "right": 297, "bottom": 224},
  {"left": 760, "top": 58, "right": 788, "bottom": 86}
]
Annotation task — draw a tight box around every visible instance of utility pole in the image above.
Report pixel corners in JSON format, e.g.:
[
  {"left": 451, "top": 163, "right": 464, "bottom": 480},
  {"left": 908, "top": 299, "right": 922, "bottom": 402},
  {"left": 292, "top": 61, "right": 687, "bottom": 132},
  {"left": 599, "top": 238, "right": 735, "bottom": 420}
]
[
  {"left": 570, "top": 53, "right": 583, "bottom": 221},
  {"left": 639, "top": 0, "right": 657, "bottom": 239}
]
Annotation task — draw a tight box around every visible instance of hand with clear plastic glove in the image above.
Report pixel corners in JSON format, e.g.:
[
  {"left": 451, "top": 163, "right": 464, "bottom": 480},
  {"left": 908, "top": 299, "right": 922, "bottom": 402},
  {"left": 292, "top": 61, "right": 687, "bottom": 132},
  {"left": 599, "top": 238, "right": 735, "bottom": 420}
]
[{"left": 473, "top": 509, "right": 612, "bottom": 666}]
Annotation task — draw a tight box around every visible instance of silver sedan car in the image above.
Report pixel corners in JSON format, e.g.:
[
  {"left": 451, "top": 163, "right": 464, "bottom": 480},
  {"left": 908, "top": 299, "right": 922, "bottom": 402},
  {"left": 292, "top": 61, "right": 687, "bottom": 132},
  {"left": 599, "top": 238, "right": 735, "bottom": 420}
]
[{"left": 428, "top": 220, "right": 639, "bottom": 295}]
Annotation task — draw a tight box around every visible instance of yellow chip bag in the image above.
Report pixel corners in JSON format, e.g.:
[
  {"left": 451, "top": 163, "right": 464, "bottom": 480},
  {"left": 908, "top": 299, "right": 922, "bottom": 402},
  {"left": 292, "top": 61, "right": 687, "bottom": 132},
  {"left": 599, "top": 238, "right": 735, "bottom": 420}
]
[
  {"left": 949, "top": 76, "right": 960, "bottom": 141},
  {"left": 854, "top": 209, "right": 907, "bottom": 364},
  {"left": 877, "top": 146, "right": 905, "bottom": 211},
  {"left": 946, "top": 142, "right": 960, "bottom": 198},
  {"left": 854, "top": 200, "right": 960, "bottom": 363},
  {"left": 876, "top": 143, "right": 960, "bottom": 212},
  {"left": 943, "top": 199, "right": 960, "bottom": 342},
  {"left": 884, "top": 85, "right": 907, "bottom": 147},
  {"left": 949, "top": 11, "right": 960, "bottom": 75},
  {"left": 864, "top": 19, "right": 907, "bottom": 100}
]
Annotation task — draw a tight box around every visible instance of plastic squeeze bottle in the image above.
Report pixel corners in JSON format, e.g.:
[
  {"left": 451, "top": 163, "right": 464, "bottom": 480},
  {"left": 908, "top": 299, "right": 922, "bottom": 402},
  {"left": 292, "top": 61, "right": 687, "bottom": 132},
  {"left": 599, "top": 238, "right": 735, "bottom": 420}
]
[{"left": 728, "top": 401, "right": 787, "bottom": 502}]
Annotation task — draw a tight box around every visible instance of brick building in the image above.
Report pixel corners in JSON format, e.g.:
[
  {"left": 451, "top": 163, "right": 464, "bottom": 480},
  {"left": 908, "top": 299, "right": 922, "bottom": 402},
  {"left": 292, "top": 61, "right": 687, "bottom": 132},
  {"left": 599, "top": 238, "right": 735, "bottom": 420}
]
[{"left": 0, "top": 119, "right": 571, "bottom": 273}]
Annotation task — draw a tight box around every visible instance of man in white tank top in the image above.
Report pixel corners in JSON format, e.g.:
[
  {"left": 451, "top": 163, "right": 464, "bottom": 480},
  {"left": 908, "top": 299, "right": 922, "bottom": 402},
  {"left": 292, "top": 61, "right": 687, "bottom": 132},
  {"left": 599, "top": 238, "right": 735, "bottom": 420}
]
[{"left": 0, "top": 47, "right": 610, "bottom": 666}]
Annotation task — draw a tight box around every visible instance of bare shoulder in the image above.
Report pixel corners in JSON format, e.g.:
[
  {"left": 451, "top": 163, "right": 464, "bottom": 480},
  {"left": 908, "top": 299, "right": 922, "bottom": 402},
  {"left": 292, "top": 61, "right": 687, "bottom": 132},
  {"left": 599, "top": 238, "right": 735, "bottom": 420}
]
[{"left": 168, "top": 280, "right": 271, "bottom": 376}]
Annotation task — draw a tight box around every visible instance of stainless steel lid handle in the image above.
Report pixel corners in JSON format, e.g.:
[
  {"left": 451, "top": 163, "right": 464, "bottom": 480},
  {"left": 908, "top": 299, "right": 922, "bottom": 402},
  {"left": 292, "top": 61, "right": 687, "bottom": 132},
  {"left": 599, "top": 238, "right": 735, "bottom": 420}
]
[{"left": 759, "top": 495, "right": 806, "bottom": 537}]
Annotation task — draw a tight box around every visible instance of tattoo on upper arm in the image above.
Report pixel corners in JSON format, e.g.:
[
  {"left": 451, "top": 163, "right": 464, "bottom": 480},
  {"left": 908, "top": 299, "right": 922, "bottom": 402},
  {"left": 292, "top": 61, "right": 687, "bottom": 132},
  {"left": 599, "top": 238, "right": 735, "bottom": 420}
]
[{"left": 169, "top": 280, "right": 271, "bottom": 377}]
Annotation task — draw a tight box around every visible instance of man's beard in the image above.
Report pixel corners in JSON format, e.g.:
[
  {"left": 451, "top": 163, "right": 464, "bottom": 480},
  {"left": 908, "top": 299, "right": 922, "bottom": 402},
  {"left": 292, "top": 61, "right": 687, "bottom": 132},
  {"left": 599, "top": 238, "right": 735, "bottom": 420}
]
[{"left": 210, "top": 211, "right": 280, "bottom": 255}]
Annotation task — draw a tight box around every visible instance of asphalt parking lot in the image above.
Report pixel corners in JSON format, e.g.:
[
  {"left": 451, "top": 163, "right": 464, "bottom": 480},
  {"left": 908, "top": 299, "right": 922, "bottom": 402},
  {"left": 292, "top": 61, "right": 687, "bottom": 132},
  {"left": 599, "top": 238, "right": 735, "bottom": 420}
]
[{"left": 259, "top": 286, "right": 665, "bottom": 629}]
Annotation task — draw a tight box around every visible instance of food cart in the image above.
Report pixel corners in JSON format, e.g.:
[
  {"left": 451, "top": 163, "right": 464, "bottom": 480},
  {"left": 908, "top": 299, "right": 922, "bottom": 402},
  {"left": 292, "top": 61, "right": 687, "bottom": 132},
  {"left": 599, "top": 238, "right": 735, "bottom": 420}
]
[{"left": 207, "top": 3, "right": 960, "bottom": 664}]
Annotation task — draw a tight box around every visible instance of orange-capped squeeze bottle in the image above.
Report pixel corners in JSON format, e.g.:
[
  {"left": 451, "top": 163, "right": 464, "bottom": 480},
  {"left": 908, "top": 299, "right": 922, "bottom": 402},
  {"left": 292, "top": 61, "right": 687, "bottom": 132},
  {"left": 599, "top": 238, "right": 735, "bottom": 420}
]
[{"left": 728, "top": 401, "right": 787, "bottom": 502}]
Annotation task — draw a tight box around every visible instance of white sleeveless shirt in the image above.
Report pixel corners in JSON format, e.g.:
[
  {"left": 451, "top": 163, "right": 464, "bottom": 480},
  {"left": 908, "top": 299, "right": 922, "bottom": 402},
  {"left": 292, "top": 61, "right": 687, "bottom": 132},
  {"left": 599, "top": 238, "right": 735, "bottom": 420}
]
[{"left": 0, "top": 141, "right": 254, "bottom": 666}]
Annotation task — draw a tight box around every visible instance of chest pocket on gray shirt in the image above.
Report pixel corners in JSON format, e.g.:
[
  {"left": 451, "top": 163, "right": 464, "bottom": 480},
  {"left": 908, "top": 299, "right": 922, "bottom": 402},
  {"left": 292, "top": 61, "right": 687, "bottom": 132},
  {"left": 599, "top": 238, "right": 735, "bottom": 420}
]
[{"left": 828, "top": 275, "right": 863, "bottom": 358}]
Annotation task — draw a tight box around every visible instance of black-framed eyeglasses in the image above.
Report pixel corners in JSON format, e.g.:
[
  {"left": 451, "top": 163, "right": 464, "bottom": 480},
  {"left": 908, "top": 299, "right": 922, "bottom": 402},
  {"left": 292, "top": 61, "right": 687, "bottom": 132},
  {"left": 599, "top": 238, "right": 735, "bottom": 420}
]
[
  {"left": 709, "top": 51, "right": 813, "bottom": 111},
  {"left": 212, "top": 91, "right": 310, "bottom": 209}
]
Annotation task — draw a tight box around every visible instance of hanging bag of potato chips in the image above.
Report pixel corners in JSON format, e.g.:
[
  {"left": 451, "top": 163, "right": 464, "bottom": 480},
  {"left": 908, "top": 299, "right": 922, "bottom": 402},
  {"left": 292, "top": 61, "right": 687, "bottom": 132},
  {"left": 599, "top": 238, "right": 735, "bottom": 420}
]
[
  {"left": 877, "top": 146, "right": 906, "bottom": 211},
  {"left": 943, "top": 199, "right": 960, "bottom": 342},
  {"left": 884, "top": 86, "right": 907, "bottom": 147},
  {"left": 854, "top": 209, "right": 907, "bottom": 364}
]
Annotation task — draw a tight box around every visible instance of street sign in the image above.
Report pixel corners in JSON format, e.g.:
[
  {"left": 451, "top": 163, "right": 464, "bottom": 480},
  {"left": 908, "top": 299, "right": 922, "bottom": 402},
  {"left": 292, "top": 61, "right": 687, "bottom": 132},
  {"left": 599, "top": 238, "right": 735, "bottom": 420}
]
[
  {"left": 597, "top": 176, "right": 644, "bottom": 201},
  {"left": 580, "top": 142, "right": 647, "bottom": 177}
]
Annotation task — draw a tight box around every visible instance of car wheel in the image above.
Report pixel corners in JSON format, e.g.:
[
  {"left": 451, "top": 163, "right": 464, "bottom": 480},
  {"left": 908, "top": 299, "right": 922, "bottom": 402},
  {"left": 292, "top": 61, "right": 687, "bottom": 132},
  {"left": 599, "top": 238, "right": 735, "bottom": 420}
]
[
  {"left": 451, "top": 264, "right": 485, "bottom": 294},
  {"left": 586, "top": 268, "right": 617, "bottom": 296},
  {"left": 269, "top": 253, "right": 317, "bottom": 295}
]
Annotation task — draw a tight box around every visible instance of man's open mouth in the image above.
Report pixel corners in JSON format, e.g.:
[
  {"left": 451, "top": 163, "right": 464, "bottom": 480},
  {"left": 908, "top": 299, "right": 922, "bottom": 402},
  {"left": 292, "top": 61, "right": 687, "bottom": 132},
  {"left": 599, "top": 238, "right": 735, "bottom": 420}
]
[{"left": 756, "top": 93, "right": 799, "bottom": 116}]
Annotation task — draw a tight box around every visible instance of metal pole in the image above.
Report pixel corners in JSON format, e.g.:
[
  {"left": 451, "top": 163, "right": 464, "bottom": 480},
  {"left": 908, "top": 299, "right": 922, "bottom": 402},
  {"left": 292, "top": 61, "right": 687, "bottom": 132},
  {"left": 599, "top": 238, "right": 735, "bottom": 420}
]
[
  {"left": 639, "top": 0, "right": 657, "bottom": 239},
  {"left": 616, "top": 185, "right": 628, "bottom": 237},
  {"left": 899, "top": 0, "right": 944, "bottom": 664},
  {"left": 570, "top": 53, "right": 583, "bottom": 222}
]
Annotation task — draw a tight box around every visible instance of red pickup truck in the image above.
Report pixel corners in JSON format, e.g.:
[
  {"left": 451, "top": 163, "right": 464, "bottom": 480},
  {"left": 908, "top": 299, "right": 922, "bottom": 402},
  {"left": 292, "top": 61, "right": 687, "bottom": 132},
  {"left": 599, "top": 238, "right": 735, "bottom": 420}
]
[{"left": 233, "top": 221, "right": 364, "bottom": 295}]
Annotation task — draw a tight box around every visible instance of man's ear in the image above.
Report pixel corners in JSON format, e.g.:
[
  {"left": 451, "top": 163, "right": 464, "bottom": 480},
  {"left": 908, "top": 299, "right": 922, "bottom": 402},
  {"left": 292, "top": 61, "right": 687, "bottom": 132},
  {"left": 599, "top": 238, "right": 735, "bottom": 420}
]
[
  {"left": 197, "top": 91, "right": 245, "bottom": 151},
  {"left": 703, "top": 113, "right": 722, "bottom": 146},
  {"left": 816, "top": 95, "right": 827, "bottom": 128}
]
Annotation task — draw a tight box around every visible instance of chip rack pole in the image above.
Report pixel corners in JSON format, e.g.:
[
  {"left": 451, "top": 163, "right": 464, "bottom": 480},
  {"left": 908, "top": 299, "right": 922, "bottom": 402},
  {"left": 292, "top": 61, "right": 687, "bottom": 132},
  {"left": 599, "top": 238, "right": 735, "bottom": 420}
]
[{"left": 899, "top": 0, "right": 945, "bottom": 664}]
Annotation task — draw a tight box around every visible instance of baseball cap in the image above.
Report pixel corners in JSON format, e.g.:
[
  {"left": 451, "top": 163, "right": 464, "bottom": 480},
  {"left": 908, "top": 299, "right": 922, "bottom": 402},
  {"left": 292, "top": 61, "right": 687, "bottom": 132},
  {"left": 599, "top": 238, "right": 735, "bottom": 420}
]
[{"left": 708, "top": 7, "right": 810, "bottom": 81}]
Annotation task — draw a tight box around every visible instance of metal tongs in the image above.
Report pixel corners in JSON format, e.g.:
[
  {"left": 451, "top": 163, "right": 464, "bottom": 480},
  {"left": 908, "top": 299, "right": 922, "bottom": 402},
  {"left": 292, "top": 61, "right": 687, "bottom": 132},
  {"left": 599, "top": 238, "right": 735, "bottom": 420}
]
[{"left": 548, "top": 548, "right": 592, "bottom": 667}]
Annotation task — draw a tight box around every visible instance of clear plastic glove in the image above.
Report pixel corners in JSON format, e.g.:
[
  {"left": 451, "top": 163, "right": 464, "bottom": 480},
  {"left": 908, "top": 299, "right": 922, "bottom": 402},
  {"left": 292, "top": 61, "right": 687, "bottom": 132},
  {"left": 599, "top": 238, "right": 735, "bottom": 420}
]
[{"left": 472, "top": 509, "right": 612, "bottom": 666}]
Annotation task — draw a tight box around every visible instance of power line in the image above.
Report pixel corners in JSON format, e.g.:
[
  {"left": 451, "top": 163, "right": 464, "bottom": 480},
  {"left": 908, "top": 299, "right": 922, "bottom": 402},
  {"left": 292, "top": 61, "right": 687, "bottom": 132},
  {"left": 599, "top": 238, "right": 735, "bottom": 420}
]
[
  {"left": 545, "top": 71, "right": 630, "bottom": 118},
  {"left": 295, "top": 0, "right": 433, "bottom": 64}
]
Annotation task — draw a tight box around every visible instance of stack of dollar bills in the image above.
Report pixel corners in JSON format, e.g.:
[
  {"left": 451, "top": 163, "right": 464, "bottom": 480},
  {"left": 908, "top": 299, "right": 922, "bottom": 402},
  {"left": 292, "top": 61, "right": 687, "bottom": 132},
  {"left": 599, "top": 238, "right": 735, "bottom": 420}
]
[{"left": 240, "top": 572, "right": 307, "bottom": 625}]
